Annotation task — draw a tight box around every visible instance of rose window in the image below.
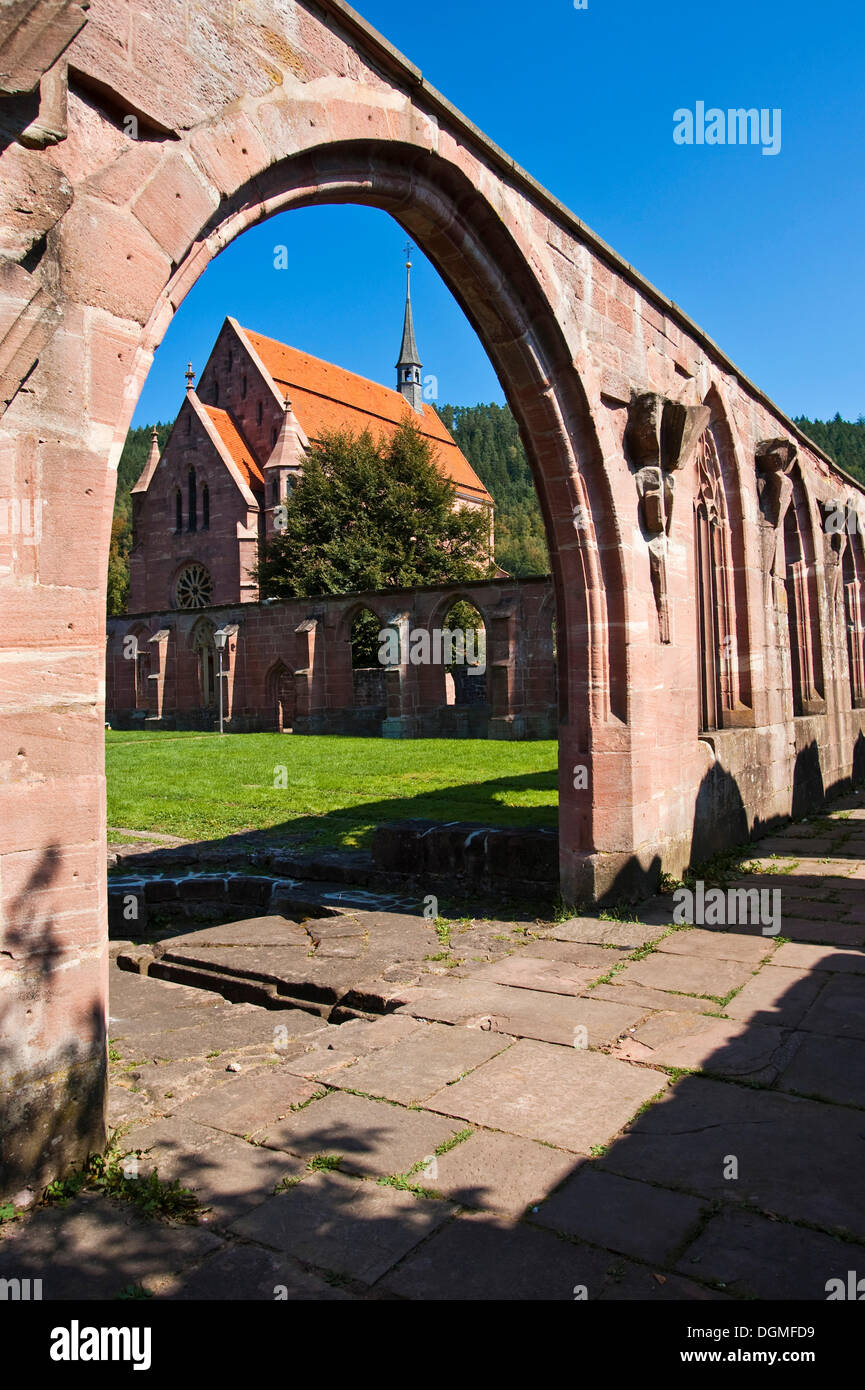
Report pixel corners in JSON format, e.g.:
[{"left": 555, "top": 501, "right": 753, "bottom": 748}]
[{"left": 175, "top": 563, "right": 213, "bottom": 609}]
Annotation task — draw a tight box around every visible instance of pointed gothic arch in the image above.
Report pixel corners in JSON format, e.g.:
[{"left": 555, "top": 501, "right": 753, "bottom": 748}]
[{"left": 783, "top": 468, "right": 825, "bottom": 716}]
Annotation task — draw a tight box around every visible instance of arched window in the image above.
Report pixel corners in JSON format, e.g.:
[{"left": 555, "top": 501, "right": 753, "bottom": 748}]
[
  {"left": 442, "top": 598, "right": 487, "bottom": 707},
  {"left": 843, "top": 536, "right": 865, "bottom": 707},
  {"left": 188, "top": 467, "right": 197, "bottom": 532},
  {"left": 693, "top": 424, "right": 751, "bottom": 731},
  {"left": 213, "top": 380, "right": 219, "bottom": 406},
  {"left": 271, "top": 477, "right": 280, "bottom": 505},
  {"left": 241, "top": 374, "right": 247, "bottom": 398},
  {"left": 202, "top": 483, "right": 210, "bottom": 531},
  {"left": 192, "top": 620, "right": 216, "bottom": 709},
  {"left": 174, "top": 488, "right": 182, "bottom": 533},
  {"left": 271, "top": 426, "right": 278, "bottom": 448},
  {"left": 694, "top": 433, "right": 731, "bottom": 730},
  {"left": 783, "top": 473, "right": 824, "bottom": 716}
]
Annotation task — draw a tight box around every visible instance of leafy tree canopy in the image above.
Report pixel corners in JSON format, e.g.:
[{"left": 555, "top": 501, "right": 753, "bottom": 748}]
[{"left": 255, "top": 420, "right": 494, "bottom": 599}]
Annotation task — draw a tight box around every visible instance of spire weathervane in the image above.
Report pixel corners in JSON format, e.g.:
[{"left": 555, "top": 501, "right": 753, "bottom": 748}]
[{"left": 396, "top": 242, "right": 423, "bottom": 413}]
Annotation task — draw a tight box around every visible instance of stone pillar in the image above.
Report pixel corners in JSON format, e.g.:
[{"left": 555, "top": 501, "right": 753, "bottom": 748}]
[
  {"left": 381, "top": 611, "right": 415, "bottom": 738},
  {"left": 145, "top": 627, "right": 171, "bottom": 722}
]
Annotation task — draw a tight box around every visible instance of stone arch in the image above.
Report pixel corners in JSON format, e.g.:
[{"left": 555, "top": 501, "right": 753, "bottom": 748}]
[
  {"left": 190, "top": 617, "right": 217, "bottom": 710},
  {"left": 152, "top": 139, "right": 628, "bottom": 784},
  {"left": 842, "top": 524, "right": 865, "bottom": 708},
  {"left": 782, "top": 466, "right": 825, "bottom": 716},
  {"left": 699, "top": 387, "right": 753, "bottom": 720},
  {"left": 265, "top": 659, "right": 295, "bottom": 733}
]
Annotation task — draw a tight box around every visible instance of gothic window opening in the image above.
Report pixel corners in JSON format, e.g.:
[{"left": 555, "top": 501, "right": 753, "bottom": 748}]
[
  {"left": 174, "top": 488, "right": 182, "bottom": 533},
  {"left": 188, "top": 467, "right": 197, "bottom": 531},
  {"left": 192, "top": 621, "right": 217, "bottom": 709},
  {"left": 694, "top": 432, "right": 736, "bottom": 731},
  {"left": 843, "top": 540, "right": 865, "bottom": 706},
  {"left": 257, "top": 400, "right": 263, "bottom": 426},
  {"left": 202, "top": 483, "right": 210, "bottom": 530},
  {"left": 783, "top": 480, "right": 824, "bottom": 716}
]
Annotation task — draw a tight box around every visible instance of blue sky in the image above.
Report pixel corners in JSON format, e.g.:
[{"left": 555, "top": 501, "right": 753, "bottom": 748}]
[{"left": 133, "top": 0, "right": 864, "bottom": 427}]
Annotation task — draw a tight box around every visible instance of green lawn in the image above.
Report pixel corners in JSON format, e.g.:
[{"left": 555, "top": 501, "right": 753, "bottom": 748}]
[{"left": 106, "top": 731, "right": 558, "bottom": 850}]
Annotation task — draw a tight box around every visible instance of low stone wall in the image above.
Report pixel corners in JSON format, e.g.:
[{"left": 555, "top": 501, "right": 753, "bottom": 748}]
[{"left": 106, "top": 576, "right": 557, "bottom": 740}]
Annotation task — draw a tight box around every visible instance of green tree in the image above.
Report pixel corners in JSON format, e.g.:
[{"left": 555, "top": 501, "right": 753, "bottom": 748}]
[
  {"left": 255, "top": 420, "right": 494, "bottom": 599},
  {"left": 106, "top": 512, "right": 131, "bottom": 616}
]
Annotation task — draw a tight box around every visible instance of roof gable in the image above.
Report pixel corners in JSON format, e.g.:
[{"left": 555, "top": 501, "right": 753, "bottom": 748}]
[{"left": 237, "top": 325, "right": 492, "bottom": 504}]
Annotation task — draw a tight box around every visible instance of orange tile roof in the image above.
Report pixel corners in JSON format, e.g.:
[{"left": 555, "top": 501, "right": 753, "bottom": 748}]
[
  {"left": 241, "top": 328, "right": 492, "bottom": 504},
  {"left": 203, "top": 405, "right": 264, "bottom": 489}
]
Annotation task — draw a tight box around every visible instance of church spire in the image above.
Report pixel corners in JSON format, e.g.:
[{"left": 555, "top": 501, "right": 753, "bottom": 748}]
[{"left": 396, "top": 242, "right": 424, "bottom": 414}]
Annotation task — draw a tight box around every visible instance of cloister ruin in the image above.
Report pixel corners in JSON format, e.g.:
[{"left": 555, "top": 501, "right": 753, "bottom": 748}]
[{"left": 2, "top": 0, "right": 865, "bottom": 1193}]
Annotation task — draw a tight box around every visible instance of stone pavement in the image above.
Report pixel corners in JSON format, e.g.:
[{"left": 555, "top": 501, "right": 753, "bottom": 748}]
[{"left": 3, "top": 804, "right": 865, "bottom": 1300}]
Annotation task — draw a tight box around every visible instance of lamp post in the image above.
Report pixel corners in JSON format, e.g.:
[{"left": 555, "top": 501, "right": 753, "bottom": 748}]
[{"left": 214, "top": 628, "right": 228, "bottom": 734}]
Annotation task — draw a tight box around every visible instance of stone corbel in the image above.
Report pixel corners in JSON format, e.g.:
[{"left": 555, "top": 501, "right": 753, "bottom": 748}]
[
  {"left": 625, "top": 393, "right": 710, "bottom": 642},
  {"left": 755, "top": 438, "right": 797, "bottom": 529}
]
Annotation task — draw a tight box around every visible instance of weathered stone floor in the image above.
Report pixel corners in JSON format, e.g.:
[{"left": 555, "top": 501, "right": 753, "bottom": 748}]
[{"left": 4, "top": 803, "right": 865, "bottom": 1300}]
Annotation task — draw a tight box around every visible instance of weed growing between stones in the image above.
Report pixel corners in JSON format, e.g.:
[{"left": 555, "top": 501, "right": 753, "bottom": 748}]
[{"left": 41, "top": 1134, "right": 202, "bottom": 1223}]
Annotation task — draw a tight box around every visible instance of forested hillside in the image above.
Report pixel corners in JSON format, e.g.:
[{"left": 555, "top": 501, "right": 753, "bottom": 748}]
[
  {"left": 795, "top": 414, "right": 865, "bottom": 484},
  {"left": 437, "top": 403, "right": 549, "bottom": 576}
]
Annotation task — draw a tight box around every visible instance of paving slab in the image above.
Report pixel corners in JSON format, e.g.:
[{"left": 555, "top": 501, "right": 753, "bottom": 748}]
[
  {"left": 773, "top": 917, "right": 865, "bottom": 947},
  {"left": 772, "top": 942, "right": 865, "bottom": 973},
  {"left": 615, "top": 952, "right": 754, "bottom": 1001},
  {"left": 466, "top": 954, "right": 599, "bottom": 995},
  {"left": 533, "top": 1166, "right": 704, "bottom": 1263},
  {"left": 332, "top": 1023, "right": 512, "bottom": 1105},
  {"left": 122, "top": 1116, "right": 305, "bottom": 1226},
  {"left": 614, "top": 1014, "right": 797, "bottom": 1084},
  {"left": 379, "top": 1209, "right": 615, "bottom": 1301},
  {"left": 597, "top": 1264, "right": 729, "bottom": 1300},
  {"left": 522, "top": 940, "right": 634, "bottom": 968},
  {"left": 798, "top": 974, "right": 865, "bottom": 1040},
  {"left": 589, "top": 980, "right": 715, "bottom": 1015},
  {"left": 655, "top": 928, "right": 775, "bottom": 965},
  {"left": 160, "top": 916, "right": 310, "bottom": 948},
  {"left": 163, "top": 1243, "right": 356, "bottom": 1300},
  {"left": 543, "top": 918, "right": 660, "bottom": 948},
  {"left": 596, "top": 1074, "right": 865, "bottom": 1240},
  {"left": 169, "top": 1066, "right": 323, "bottom": 1135},
  {"left": 675, "top": 1207, "right": 865, "bottom": 1301},
  {"left": 230, "top": 1170, "right": 454, "bottom": 1285},
  {"left": 251, "top": 1089, "right": 466, "bottom": 1177},
  {"left": 0, "top": 1194, "right": 222, "bottom": 1300},
  {"left": 421, "top": 1130, "right": 579, "bottom": 1216},
  {"left": 283, "top": 1015, "right": 424, "bottom": 1081},
  {"left": 776, "top": 1033, "right": 865, "bottom": 1107},
  {"left": 396, "top": 980, "right": 643, "bottom": 1046},
  {"left": 425, "top": 1038, "right": 667, "bottom": 1153},
  {"left": 723, "top": 964, "right": 825, "bottom": 1026}
]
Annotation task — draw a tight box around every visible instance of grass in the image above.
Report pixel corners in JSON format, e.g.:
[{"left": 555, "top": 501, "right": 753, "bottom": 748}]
[{"left": 106, "top": 731, "right": 557, "bottom": 850}]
